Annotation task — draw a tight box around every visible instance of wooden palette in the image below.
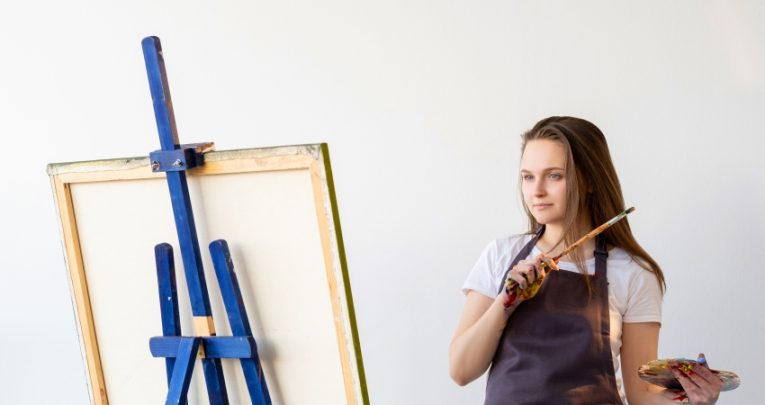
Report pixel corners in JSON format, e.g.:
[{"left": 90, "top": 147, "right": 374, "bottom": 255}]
[{"left": 638, "top": 358, "right": 740, "bottom": 392}]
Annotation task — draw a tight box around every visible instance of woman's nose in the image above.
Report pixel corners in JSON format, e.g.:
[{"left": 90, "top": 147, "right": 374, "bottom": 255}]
[{"left": 533, "top": 179, "right": 546, "bottom": 196}]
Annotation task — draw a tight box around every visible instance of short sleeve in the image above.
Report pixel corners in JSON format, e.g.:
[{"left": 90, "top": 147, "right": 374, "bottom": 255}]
[
  {"left": 623, "top": 268, "right": 663, "bottom": 324},
  {"left": 461, "top": 240, "right": 502, "bottom": 299}
]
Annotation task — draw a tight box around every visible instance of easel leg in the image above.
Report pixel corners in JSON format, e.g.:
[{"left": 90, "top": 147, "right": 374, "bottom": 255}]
[
  {"left": 201, "top": 358, "right": 229, "bottom": 405},
  {"left": 210, "top": 240, "right": 272, "bottom": 405},
  {"left": 155, "top": 244, "right": 182, "bottom": 387},
  {"left": 157, "top": 243, "right": 229, "bottom": 405},
  {"left": 165, "top": 337, "right": 202, "bottom": 405}
]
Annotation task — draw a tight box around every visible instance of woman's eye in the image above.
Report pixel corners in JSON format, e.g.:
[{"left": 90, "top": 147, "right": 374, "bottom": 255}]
[
  {"left": 548, "top": 173, "right": 563, "bottom": 180},
  {"left": 522, "top": 174, "right": 534, "bottom": 181}
]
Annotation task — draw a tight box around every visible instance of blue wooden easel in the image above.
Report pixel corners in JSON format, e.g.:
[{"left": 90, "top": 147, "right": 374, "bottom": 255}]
[{"left": 141, "top": 36, "right": 272, "bottom": 405}]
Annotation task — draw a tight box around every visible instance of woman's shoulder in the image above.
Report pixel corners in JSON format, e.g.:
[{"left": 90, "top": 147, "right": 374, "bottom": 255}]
[
  {"left": 607, "top": 247, "right": 663, "bottom": 321},
  {"left": 608, "top": 247, "right": 643, "bottom": 271},
  {"left": 607, "top": 246, "right": 634, "bottom": 264},
  {"left": 607, "top": 246, "right": 661, "bottom": 285},
  {"left": 474, "top": 233, "right": 536, "bottom": 270},
  {"left": 490, "top": 233, "right": 536, "bottom": 257},
  {"left": 463, "top": 232, "right": 536, "bottom": 297}
]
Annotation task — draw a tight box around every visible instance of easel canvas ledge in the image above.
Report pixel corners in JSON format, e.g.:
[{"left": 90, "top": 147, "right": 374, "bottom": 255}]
[{"left": 48, "top": 143, "right": 369, "bottom": 405}]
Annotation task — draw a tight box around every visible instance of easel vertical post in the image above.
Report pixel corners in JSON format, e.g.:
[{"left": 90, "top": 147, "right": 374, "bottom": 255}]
[{"left": 142, "top": 36, "right": 228, "bottom": 404}]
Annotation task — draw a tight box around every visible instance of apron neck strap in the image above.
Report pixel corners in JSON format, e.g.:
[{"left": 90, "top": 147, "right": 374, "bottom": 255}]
[{"left": 594, "top": 236, "right": 608, "bottom": 277}]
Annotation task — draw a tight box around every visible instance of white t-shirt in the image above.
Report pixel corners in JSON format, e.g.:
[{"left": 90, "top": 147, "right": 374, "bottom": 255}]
[{"left": 462, "top": 233, "right": 663, "bottom": 403}]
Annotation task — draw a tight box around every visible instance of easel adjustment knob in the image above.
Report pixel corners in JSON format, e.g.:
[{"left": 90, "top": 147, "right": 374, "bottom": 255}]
[{"left": 149, "top": 142, "right": 215, "bottom": 172}]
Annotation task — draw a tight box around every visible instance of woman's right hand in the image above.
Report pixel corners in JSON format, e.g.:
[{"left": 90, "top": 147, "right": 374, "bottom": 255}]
[{"left": 507, "top": 254, "right": 558, "bottom": 290}]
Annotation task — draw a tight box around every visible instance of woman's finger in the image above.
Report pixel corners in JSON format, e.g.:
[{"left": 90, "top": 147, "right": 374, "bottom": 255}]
[
  {"left": 530, "top": 262, "right": 539, "bottom": 281},
  {"left": 692, "top": 364, "right": 718, "bottom": 383},
  {"left": 670, "top": 365, "right": 693, "bottom": 386},
  {"left": 671, "top": 366, "right": 699, "bottom": 391},
  {"left": 691, "top": 363, "right": 724, "bottom": 391},
  {"left": 539, "top": 254, "right": 558, "bottom": 272},
  {"left": 507, "top": 273, "right": 524, "bottom": 289},
  {"left": 671, "top": 368, "right": 706, "bottom": 402},
  {"left": 508, "top": 267, "right": 530, "bottom": 289},
  {"left": 509, "top": 262, "right": 538, "bottom": 288},
  {"left": 697, "top": 353, "right": 709, "bottom": 369},
  {"left": 693, "top": 354, "right": 724, "bottom": 391},
  {"left": 672, "top": 365, "right": 720, "bottom": 404}
]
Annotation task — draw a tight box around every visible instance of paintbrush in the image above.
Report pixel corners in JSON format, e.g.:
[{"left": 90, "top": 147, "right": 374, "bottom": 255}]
[{"left": 503, "top": 206, "right": 636, "bottom": 307}]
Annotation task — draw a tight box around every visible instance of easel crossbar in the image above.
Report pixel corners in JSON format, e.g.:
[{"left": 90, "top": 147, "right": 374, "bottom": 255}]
[{"left": 150, "top": 336, "right": 256, "bottom": 359}]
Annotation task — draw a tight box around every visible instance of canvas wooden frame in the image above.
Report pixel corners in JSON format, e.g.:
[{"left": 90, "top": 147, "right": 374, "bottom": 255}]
[{"left": 48, "top": 143, "right": 368, "bottom": 404}]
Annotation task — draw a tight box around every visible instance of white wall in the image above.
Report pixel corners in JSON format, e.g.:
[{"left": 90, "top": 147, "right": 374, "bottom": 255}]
[{"left": 1, "top": 1, "right": 763, "bottom": 404}]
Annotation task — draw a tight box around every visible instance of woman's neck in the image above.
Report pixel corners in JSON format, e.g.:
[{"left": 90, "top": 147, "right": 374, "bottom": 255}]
[
  {"left": 537, "top": 217, "right": 595, "bottom": 261},
  {"left": 538, "top": 223, "right": 565, "bottom": 254}
]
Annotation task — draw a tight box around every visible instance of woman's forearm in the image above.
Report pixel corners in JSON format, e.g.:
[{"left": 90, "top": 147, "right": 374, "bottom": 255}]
[
  {"left": 627, "top": 387, "right": 681, "bottom": 405},
  {"left": 448, "top": 297, "right": 517, "bottom": 385}
]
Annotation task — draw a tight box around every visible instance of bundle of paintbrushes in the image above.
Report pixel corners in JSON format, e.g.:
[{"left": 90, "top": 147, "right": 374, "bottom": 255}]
[{"left": 503, "top": 207, "right": 635, "bottom": 308}]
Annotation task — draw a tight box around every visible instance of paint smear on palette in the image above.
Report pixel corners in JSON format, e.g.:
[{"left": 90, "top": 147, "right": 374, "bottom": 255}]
[{"left": 638, "top": 358, "right": 741, "bottom": 393}]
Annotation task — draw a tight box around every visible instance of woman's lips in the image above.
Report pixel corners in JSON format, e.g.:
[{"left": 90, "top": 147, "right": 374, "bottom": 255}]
[{"left": 533, "top": 204, "right": 553, "bottom": 210}]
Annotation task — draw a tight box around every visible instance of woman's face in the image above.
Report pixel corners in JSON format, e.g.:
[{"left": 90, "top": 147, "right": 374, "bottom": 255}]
[{"left": 521, "top": 139, "right": 568, "bottom": 227}]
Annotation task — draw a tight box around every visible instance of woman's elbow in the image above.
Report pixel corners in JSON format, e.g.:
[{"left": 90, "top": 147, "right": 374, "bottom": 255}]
[
  {"left": 448, "top": 357, "right": 479, "bottom": 386},
  {"left": 449, "top": 368, "right": 472, "bottom": 386},
  {"left": 448, "top": 337, "right": 488, "bottom": 386}
]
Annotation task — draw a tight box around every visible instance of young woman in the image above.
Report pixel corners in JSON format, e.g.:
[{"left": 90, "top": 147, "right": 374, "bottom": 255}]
[{"left": 448, "top": 117, "right": 723, "bottom": 404}]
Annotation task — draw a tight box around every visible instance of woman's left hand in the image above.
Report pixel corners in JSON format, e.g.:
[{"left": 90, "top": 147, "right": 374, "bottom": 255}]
[{"left": 670, "top": 353, "right": 723, "bottom": 404}]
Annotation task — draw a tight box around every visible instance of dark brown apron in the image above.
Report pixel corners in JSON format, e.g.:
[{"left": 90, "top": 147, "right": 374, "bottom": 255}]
[{"left": 485, "top": 227, "right": 622, "bottom": 405}]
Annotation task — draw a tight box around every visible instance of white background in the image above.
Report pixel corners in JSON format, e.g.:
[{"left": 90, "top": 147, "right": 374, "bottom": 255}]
[{"left": 1, "top": 1, "right": 763, "bottom": 404}]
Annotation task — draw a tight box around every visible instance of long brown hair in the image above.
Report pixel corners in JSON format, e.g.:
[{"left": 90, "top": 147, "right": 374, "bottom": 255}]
[{"left": 520, "top": 116, "right": 666, "bottom": 293}]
